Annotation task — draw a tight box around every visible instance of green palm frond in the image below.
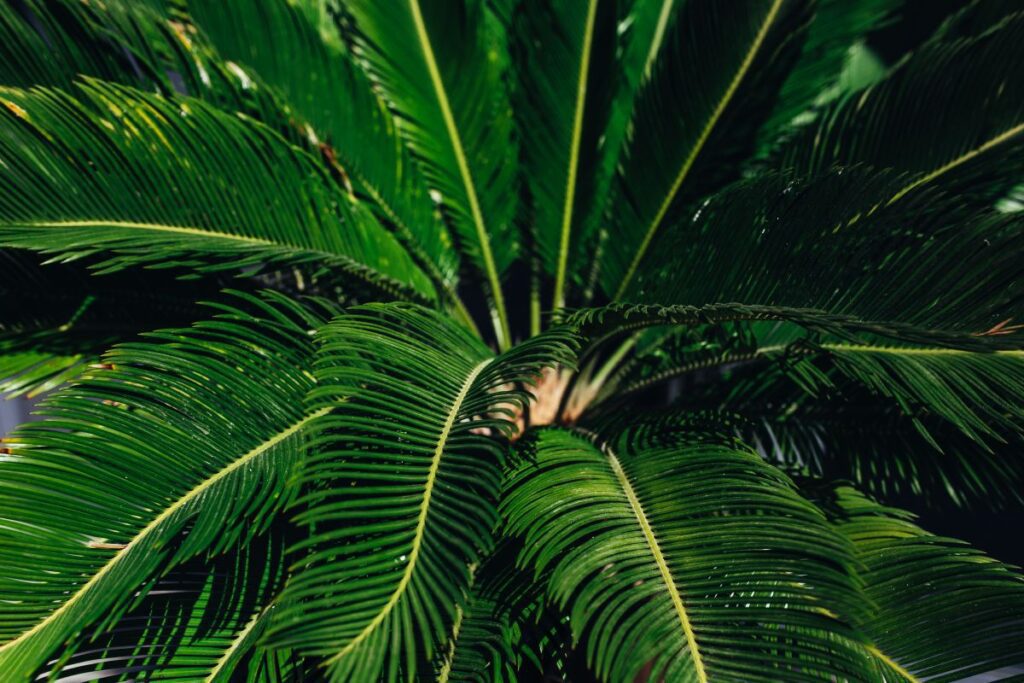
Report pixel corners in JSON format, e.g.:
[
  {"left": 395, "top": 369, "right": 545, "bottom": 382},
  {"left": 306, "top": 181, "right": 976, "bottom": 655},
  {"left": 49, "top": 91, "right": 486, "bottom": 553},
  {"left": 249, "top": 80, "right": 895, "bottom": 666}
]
[
  {"left": 774, "top": 342, "right": 1024, "bottom": 449},
  {"left": 628, "top": 167, "right": 1024, "bottom": 332},
  {"left": 601, "top": 0, "right": 813, "bottom": 299},
  {"left": 749, "top": 405, "right": 1024, "bottom": 509},
  {"left": 568, "top": 302, "right": 1019, "bottom": 350},
  {"left": 53, "top": 530, "right": 302, "bottom": 682},
  {"left": 0, "top": 292, "right": 334, "bottom": 679},
  {"left": 502, "top": 428, "right": 866, "bottom": 682},
  {"left": 0, "top": 82, "right": 432, "bottom": 302},
  {"left": 0, "top": 0, "right": 287, "bottom": 127},
  {"left": 812, "top": 484, "right": 1024, "bottom": 681},
  {"left": 0, "top": 250, "right": 230, "bottom": 396},
  {"left": 773, "top": 11, "right": 1024, "bottom": 209},
  {"left": 505, "top": 0, "right": 617, "bottom": 308},
  {"left": 587, "top": 325, "right": 1024, "bottom": 507},
  {"left": 756, "top": 0, "right": 898, "bottom": 150},
  {"left": 340, "top": 0, "right": 519, "bottom": 347},
  {"left": 185, "top": 0, "right": 463, "bottom": 308},
  {"left": 265, "top": 304, "right": 576, "bottom": 680},
  {"left": 432, "top": 542, "right": 545, "bottom": 683}
]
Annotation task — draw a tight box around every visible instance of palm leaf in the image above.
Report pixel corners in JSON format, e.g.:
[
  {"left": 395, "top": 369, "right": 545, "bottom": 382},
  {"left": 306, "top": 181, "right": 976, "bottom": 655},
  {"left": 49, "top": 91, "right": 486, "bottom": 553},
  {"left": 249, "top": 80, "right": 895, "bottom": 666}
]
[
  {"left": 568, "top": 0, "right": 690, "bottom": 305},
  {"left": 502, "top": 428, "right": 866, "bottom": 682},
  {"left": 582, "top": 316, "right": 1024, "bottom": 508},
  {"left": 773, "top": 11, "right": 1024, "bottom": 210},
  {"left": 432, "top": 542, "right": 546, "bottom": 683},
  {"left": 51, "top": 530, "right": 302, "bottom": 682},
  {"left": 0, "top": 81, "right": 433, "bottom": 302},
  {"left": 568, "top": 302, "right": 1019, "bottom": 350},
  {"left": 184, "top": 0, "right": 464, "bottom": 313},
  {"left": 771, "top": 342, "right": 1024, "bottom": 450},
  {"left": 756, "top": 0, "right": 899, "bottom": 150},
  {"left": 0, "top": 0, "right": 288, "bottom": 129},
  {"left": 506, "top": 0, "right": 618, "bottom": 308},
  {"left": 627, "top": 167, "right": 1024, "bottom": 333},
  {"left": 0, "top": 292, "right": 334, "bottom": 678},
  {"left": 265, "top": 303, "right": 576, "bottom": 680},
  {"left": 748, "top": 405, "right": 1024, "bottom": 509},
  {"left": 340, "top": 0, "right": 518, "bottom": 347},
  {"left": 600, "top": 0, "right": 813, "bottom": 299},
  {"left": 814, "top": 484, "right": 1024, "bottom": 682},
  {"left": 0, "top": 250, "right": 229, "bottom": 397}
]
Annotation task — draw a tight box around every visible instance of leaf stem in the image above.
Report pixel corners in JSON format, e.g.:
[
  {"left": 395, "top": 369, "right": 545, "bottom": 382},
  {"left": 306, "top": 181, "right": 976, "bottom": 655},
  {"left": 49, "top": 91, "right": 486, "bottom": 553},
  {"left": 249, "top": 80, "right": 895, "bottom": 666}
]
[
  {"left": 408, "top": 0, "right": 511, "bottom": 349},
  {"left": 552, "top": 0, "right": 599, "bottom": 312}
]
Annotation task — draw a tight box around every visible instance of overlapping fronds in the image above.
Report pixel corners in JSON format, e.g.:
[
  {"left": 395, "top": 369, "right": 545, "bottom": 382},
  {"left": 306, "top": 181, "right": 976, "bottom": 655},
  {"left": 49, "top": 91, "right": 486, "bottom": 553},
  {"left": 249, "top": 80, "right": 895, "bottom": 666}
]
[
  {"left": 341, "top": 0, "right": 519, "bottom": 345},
  {"left": 600, "top": 0, "right": 813, "bottom": 298},
  {"left": 503, "top": 428, "right": 866, "bottom": 682},
  {"left": 748, "top": 404, "right": 1024, "bottom": 509},
  {"left": 0, "top": 292, "right": 334, "bottom": 679},
  {"left": 185, "top": 0, "right": 461, "bottom": 299},
  {"left": 0, "top": 0, "right": 288, "bottom": 131},
  {"left": 51, "top": 529, "right": 304, "bottom": 682},
  {"left": 0, "top": 250, "right": 227, "bottom": 396},
  {"left": 266, "top": 304, "right": 576, "bottom": 680},
  {"left": 756, "top": 0, "right": 898, "bottom": 149},
  {"left": 773, "top": 11, "right": 1024, "bottom": 209},
  {"left": 628, "top": 167, "right": 1024, "bottom": 332},
  {"left": 589, "top": 325, "right": 1024, "bottom": 507},
  {"left": 0, "top": 82, "right": 432, "bottom": 302},
  {"left": 815, "top": 484, "right": 1024, "bottom": 681},
  {"left": 773, "top": 342, "right": 1024, "bottom": 449},
  {"left": 431, "top": 543, "right": 546, "bottom": 683}
]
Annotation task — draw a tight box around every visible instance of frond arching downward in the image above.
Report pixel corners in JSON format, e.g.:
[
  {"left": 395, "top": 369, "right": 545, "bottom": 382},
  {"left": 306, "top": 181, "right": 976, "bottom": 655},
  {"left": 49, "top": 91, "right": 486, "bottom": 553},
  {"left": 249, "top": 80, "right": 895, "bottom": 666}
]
[
  {"left": 814, "top": 484, "right": 1024, "bottom": 681},
  {"left": 502, "top": 428, "right": 866, "bottom": 682},
  {"left": 0, "top": 82, "right": 433, "bottom": 302},
  {"left": 267, "top": 304, "right": 576, "bottom": 681},
  {"left": 0, "top": 292, "right": 334, "bottom": 679}
]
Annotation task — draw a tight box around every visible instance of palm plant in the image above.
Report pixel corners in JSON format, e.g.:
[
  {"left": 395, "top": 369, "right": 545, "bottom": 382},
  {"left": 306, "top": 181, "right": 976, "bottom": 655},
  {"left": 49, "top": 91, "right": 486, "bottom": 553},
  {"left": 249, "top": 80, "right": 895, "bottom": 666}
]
[{"left": 1, "top": 0, "right": 1024, "bottom": 680}]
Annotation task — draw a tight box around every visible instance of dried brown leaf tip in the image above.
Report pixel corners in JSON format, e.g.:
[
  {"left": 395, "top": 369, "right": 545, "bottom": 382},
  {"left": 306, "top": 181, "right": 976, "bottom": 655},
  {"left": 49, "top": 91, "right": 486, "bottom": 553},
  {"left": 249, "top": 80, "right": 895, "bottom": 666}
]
[{"left": 975, "top": 318, "right": 1024, "bottom": 336}]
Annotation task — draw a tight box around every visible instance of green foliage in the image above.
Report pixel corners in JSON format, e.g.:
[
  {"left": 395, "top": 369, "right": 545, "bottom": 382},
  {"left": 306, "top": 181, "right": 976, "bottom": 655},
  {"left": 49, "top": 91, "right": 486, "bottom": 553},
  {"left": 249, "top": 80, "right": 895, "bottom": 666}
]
[
  {"left": 503, "top": 429, "right": 865, "bottom": 681},
  {"left": 813, "top": 484, "right": 1024, "bottom": 681},
  {"left": 0, "top": 0, "right": 1023, "bottom": 681},
  {"left": 0, "top": 82, "right": 432, "bottom": 302}
]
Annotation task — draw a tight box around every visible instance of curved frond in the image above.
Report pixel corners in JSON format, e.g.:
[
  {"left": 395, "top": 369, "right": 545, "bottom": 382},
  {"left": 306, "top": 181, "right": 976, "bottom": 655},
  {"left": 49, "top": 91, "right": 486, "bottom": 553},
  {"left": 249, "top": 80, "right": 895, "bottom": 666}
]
[
  {"left": 266, "top": 304, "right": 576, "bottom": 680},
  {"left": 0, "top": 0, "right": 282, "bottom": 125},
  {"left": 0, "top": 250, "right": 231, "bottom": 397},
  {"left": 628, "top": 167, "right": 1024, "bottom": 332},
  {"left": 502, "top": 428, "right": 866, "bottom": 682},
  {"left": 773, "top": 12, "right": 1024, "bottom": 210},
  {"left": 773, "top": 342, "right": 1024, "bottom": 449},
  {"left": 816, "top": 484, "right": 1024, "bottom": 682},
  {"left": 0, "top": 292, "right": 334, "bottom": 679},
  {"left": 0, "top": 82, "right": 433, "bottom": 302},
  {"left": 433, "top": 542, "right": 546, "bottom": 683},
  {"left": 602, "top": 0, "right": 813, "bottom": 299},
  {"left": 185, "top": 0, "right": 462, "bottom": 303},
  {"left": 342, "top": 0, "right": 518, "bottom": 346},
  {"left": 52, "top": 530, "right": 305, "bottom": 682}
]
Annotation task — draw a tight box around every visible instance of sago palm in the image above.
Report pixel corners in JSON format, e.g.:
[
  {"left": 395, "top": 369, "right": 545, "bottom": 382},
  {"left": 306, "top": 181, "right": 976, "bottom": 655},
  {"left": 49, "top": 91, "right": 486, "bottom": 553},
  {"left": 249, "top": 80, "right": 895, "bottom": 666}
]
[{"left": 1, "top": 0, "right": 1023, "bottom": 680}]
